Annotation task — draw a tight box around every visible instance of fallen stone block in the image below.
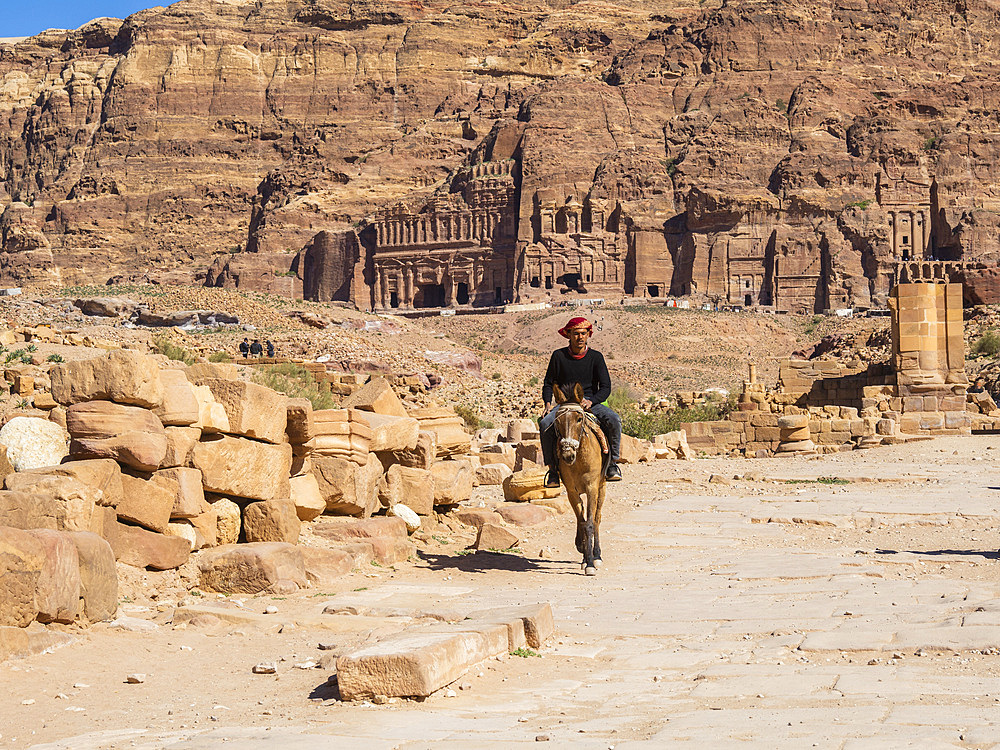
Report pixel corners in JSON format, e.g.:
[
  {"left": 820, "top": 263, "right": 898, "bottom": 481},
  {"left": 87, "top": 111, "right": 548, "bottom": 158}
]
[
  {"left": 192, "top": 435, "right": 291, "bottom": 502},
  {"left": 190, "top": 383, "right": 230, "bottom": 433},
  {"left": 50, "top": 349, "right": 163, "bottom": 409},
  {"left": 477, "top": 442, "right": 517, "bottom": 470},
  {"left": 243, "top": 498, "right": 301, "bottom": 544},
  {"left": 156, "top": 467, "right": 208, "bottom": 519},
  {"left": 161, "top": 426, "right": 201, "bottom": 468},
  {"left": 452, "top": 507, "right": 503, "bottom": 529},
  {"left": 313, "top": 516, "right": 406, "bottom": 542},
  {"left": 27, "top": 529, "right": 81, "bottom": 624},
  {"left": 0, "top": 526, "right": 44, "bottom": 627},
  {"left": 388, "top": 503, "right": 420, "bottom": 533},
  {"left": 337, "top": 629, "right": 495, "bottom": 700},
  {"left": 67, "top": 401, "right": 166, "bottom": 471},
  {"left": 475, "top": 463, "right": 513, "bottom": 486},
  {"left": 105, "top": 520, "right": 190, "bottom": 570},
  {"left": 471, "top": 602, "right": 554, "bottom": 649},
  {"left": 0, "top": 416, "right": 69, "bottom": 471},
  {"left": 342, "top": 376, "right": 408, "bottom": 417},
  {"left": 197, "top": 542, "right": 306, "bottom": 594},
  {"left": 619, "top": 434, "right": 653, "bottom": 464},
  {"left": 186, "top": 507, "right": 218, "bottom": 549},
  {"left": 117, "top": 471, "right": 177, "bottom": 533},
  {"left": 0, "top": 623, "right": 76, "bottom": 661},
  {"left": 495, "top": 503, "right": 549, "bottom": 527},
  {"left": 411, "top": 407, "right": 471, "bottom": 458},
  {"left": 502, "top": 468, "right": 560, "bottom": 502},
  {"left": 378, "top": 464, "right": 434, "bottom": 515},
  {"left": 378, "top": 429, "right": 437, "bottom": 471},
  {"left": 22, "top": 459, "right": 124, "bottom": 509},
  {"left": 194, "top": 378, "right": 288, "bottom": 444},
  {"left": 2, "top": 475, "right": 99, "bottom": 533},
  {"left": 152, "top": 368, "right": 200, "bottom": 426},
  {"left": 301, "top": 547, "right": 354, "bottom": 586},
  {"left": 431, "top": 460, "right": 474, "bottom": 506},
  {"left": 356, "top": 411, "right": 419, "bottom": 453},
  {"left": 66, "top": 531, "right": 117, "bottom": 622},
  {"left": 208, "top": 495, "right": 241, "bottom": 545},
  {"left": 474, "top": 523, "right": 519, "bottom": 551},
  {"left": 290, "top": 473, "right": 325, "bottom": 522},
  {"left": 311, "top": 454, "right": 380, "bottom": 517},
  {"left": 286, "top": 398, "right": 314, "bottom": 444},
  {"left": 651, "top": 430, "right": 693, "bottom": 460}
]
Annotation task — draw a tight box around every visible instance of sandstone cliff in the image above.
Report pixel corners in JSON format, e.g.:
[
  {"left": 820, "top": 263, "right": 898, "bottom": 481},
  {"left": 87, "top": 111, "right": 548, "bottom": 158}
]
[{"left": 3, "top": 0, "right": 1000, "bottom": 309}]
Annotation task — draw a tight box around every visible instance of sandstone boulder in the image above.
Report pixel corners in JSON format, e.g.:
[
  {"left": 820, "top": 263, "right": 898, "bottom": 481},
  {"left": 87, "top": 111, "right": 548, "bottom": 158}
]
[
  {"left": 0, "top": 526, "right": 44, "bottom": 627},
  {"left": 117, "top": 472, "right": 177, "bottom": 533},
  {"left": 312, "top": 454, "right": 380, "bottom": 517},
  {"left": 389, "top": 503, "right": 420, "bottom": 533},
  {"left": 0, "top": 445, "right": 14, "bottom": 484},
  {"left": 208, "top": 495, "right": 241, "bottom": 545},
  {"left": 243, "top": 498, "right": 300, "bottom": 544},
  {"left": 502, "top": 468, "right": 560, "bottom": 502},
  {"left": 286, "top": 398, "right": 314, "bottom": 444},
  {"left": 105, "top": 520, "right": 190, "bottom": 570},
  {"left": 24, "top": 459, "right": 124, "bottom": 508},
  {"left": 378, "top": 430, "right": 436, "bottom": 470},
  {"left": 194, "top": 378, "right": 287, "bottom": 444},
  {"left": 619, "top": 434, "right": 653, "bottom": 464},
  {"left": 301, "top": 547, "right": 353, "bottom": 586},
  {"left": 474, "top": 523, "right": 519, "bottom": 551},
  {"left": 378, "top": 464, "right": 434, "bottom": 515},
  {"left": 161, "top": 426, "right": 201, "bottom": 468},
  {"left": 477, "top": 442, "right": 517, "bottom": 470},
  {"left": 66, "top": 531, "right": 117, "bottom": 622},
  {"left": 156, "top": 467, "right": 208, "bottom": 519},
  {"left": 431, "top": 460, "right": 474, "bottom": 506},
  {"left": 495, "top": 503, "right": 550, "bottom": 527},
  {"left": 186, "top": 507, "right": 218, "bottom": 549},
  {"left": 0, "top": 416, "right": 69, "bottom": 470},
  {"left": 50, "top": 349, "right": 163, "bottom": 408},
  {"left": 27, "top": 529, "right": 81, "bottom": 624},
  {"left": 152, "top": 369, "right": 200, "bottom": 426},
  {"left": 190, "top": 384, "right": 230, "bottom": 433},
  {"left": 3, "top": 475, "right": 100, "bottom": 533},
  {"left": 475, "top": 463, "right": 513, "bottom": 486},
  {"left": 192, "top": 435, "right": 291, "bottom": 501},
  {"left": 341, "top": 376, "right": 407, "bottom": 417},
  {"left": 197, "top": 543, "right": 306, "bottom": 594},
  {"left": 453, "top": 507, "right": 503, "bottom": 530},
  {"left": 66, "top": 401, "right": 166, "bottom": 471},
  {"left": 357, "top": 411, "right": 419, "bottom": 453},
  {"left": 652, "top": 430, "right": 693, "bottom": 460},
  {"left": 185, "top": 363, "right": 239, "bottom": 382},
  {"left": 289, "top": 473, "right": 325, "bottom": 522},
  {"left": 412, "top": 407, "right": 471, "bottom": 457}
]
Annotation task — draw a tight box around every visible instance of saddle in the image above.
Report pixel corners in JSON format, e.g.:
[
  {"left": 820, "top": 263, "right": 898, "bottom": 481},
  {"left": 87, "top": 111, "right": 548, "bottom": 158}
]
[{"left": 583, "top": 412, "right": 610, "bottom": 455}]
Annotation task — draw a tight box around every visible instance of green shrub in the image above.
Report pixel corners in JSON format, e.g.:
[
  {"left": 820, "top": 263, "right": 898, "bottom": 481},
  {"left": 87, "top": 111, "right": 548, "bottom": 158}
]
[
  {"left": 208, "top": 351, "right": 233, "bottom": 363},
  {"left": 606, "top": 385, "right": 639, "bottom": 412},
  {"left": 46, "top": 353, "right": 65, "bottom": 363},
  {"left": 620, "top": 403, "right": 727, "bottom": 441},
  {"left": 455, "top": 403, "right": 484, "bottom": 430},
  {"left": 251, "top": 363, "right": 335, "bottom": 410},
  {"left": 153, "top": 337, "right": 196, "bottom": 365},
  {"left": 974, "top": 330, "right": 1000, "bottom": 356}
]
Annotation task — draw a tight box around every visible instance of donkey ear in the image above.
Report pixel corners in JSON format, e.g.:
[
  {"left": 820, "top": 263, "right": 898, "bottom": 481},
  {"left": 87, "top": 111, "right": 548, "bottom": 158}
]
[
  {"left": 553, "top": 383, "right": 566, "bottom": 404},
  {"left": 572, "top": 382, "right": 586, "bottom": 403}
]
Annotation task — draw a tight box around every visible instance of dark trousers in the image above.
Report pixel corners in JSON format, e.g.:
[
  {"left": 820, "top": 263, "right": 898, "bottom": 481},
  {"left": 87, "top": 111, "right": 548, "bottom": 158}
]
[{"left": 540, "top": 403, "right": 621, "bottom": 468}]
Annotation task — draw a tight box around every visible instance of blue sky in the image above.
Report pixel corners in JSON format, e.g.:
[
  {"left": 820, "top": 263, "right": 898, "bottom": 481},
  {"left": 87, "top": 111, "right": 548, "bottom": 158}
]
[{"left": 3, "top": 1, "right": 160, "bottom": 38}]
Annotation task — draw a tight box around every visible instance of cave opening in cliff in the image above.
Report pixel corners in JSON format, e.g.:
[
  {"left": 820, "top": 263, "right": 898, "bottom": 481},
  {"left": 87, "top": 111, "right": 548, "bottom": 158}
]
[
  {"left": 414, "top": 284, "right": 446, "bottom": 308},
  {"left": 562, "top": 273, "right": 582, "bottom": 289},
  {"left": 647, "top": 284, "right": 660, "bottom": 297},
  {"left": 456, "top": 283, "right": 469, "bottom": 305}
]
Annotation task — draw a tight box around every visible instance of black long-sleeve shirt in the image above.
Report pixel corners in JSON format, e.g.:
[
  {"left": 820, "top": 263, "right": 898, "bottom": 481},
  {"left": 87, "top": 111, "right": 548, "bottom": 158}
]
[{"left": 542, "top": 348, "right": 612, "bottom": 406}]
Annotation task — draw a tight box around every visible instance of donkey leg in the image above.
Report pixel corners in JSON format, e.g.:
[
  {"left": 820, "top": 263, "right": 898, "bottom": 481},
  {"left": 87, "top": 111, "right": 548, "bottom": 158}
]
[
  {"left": 592, "top": 480, "right": 606, "bottom": 568},
  {"left": 583, "top": 483, "right": 597, "bottom": 575},
  {"left": 566, "top": 486, "right": 586, "bottom": 555}
]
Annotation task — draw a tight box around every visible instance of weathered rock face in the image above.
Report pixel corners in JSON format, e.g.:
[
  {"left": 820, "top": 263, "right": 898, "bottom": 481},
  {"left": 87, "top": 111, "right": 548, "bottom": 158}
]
[{"left": 4, "top": 0, "right": 1000, "bottom": 304}]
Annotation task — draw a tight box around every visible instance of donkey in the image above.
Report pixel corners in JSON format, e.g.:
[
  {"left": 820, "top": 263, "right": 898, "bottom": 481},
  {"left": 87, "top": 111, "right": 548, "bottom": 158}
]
[{"left": 551, "top": 382, "right": 608, "bottom": 575}]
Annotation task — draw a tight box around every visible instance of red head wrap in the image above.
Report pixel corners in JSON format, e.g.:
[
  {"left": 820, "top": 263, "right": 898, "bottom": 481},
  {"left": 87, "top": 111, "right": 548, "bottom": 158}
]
[{"left": 558, "top": 316, "right": 593, "bottom": 338}]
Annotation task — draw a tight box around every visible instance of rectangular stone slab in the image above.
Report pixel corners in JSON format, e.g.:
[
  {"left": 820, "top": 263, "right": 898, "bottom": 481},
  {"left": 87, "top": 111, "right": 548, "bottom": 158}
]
[{"left": 336, "top": 629, "right": 493, "bottom": 699}]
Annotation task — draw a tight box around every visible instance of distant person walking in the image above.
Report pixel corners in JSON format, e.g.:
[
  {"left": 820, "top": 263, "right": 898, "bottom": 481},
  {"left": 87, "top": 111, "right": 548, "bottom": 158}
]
[
  {"left": 239, "top": 338, "right": 249, "bottom": 359},
  {"left": 266, "top": 340, "right": 275, "bottom": 358},
  {"left": 249, "top": 339, "right": 263, "bottom": 357}
]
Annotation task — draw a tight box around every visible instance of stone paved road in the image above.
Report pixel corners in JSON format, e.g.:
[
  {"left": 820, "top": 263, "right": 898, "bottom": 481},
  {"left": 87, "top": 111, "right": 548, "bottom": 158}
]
[{"left": 14, "top": 436, "right": 1000, "bottom": 749}]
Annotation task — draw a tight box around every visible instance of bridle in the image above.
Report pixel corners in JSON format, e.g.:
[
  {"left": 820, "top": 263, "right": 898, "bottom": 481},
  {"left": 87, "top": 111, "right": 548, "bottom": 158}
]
[{"left": 554, "top": 403, "right": 589, "bottom": 462}]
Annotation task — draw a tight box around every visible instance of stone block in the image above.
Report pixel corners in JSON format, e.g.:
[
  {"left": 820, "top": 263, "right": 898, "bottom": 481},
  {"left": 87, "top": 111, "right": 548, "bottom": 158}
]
[
  {"left": 192, "top": 434, "right": 292, "bottom": 502},
  {"left": 301, "top": 547, "right": 353, "bottom": 586},
  {"left": 184, "top": 362, "right": 239, "bottom": 382},
  {"left": 431, "top": 460, "right": 474, "bottom": 506},
  {"left": 342, "top": 376, "right": 408, "bottom": 417},
  {"left": 356, "top": 411, "right": 419, "bottom": 453},
  {"left": 475, "top": 463, "right": 513, "bottom": 486},
  {"left": 776, "top": 414, "right": 808, "bottom": 429},
  {"left": 197, "top": 542, "right": 306, "bottom": 594},
  {"left": 155, "top": 467, "right": 208, "bottom": 519},
  {"left": 475, "top": 523, "right": 519, "bottom": 550},
  {"left": 152, "top": 369, "right": 200, "bottom": 426},
  {"left": 187, "top": 507, "right": 218, "bottom": 549},
  {"left": 2, "top": 475, "right": 99, "bottom": 533},
  {"left": 452, "top": 508, "right": 503, "bottom": 529},
  {"left": 161, "top": 426, "right": 201, "bottom": 468},
  {"left": 243, "top": 498, "right": 300, "bottom": 543},
  {"left": 190, "top": 384, "right": 230, "bottom": 434},
  {"left": 502, "top": 468, "right": 560, "bottom": 502},
  {"left": 312, "top": 454, "right": 381, "bottom": 517},
  {"left": 290, "top": 473, "right": 325, "bottom": 522},
  {"left": 779, "top": 426, "right": 810, "bottom": 442},
  {"left": 105, "top": 519, "right": 190, "bottom": 570},
  {"left": 50, "top": 350, "right": 163, "bottom": 408},
  {"left": 30, "top": 459, "right": 123, "bottom": 509},
  {"left": 411, "top": 407, "right": 471, "bottom": 457},
  {"left": 0, "top": 526, "right": 44, "bottom": 626},
  {"left": 286, "top": 398, "right": 314, "bottom": 444},
  {"left": 477, "top": 442, "right": 516, "bottom": 470},
  {"left": 618, "top": 434, "right": 652, "bottom": 464},
  {"left": 27, "top": 529, "right": 81, "bottom": 624},
  {"left": 495, "top": 503, "right": 549, "bottom": 527},
  {"left": 472, "top": 603, "right": 554, "bottom": 649},
  {"left": 337, "top": 629, "right": 495, "bottom": 700},
  {"left": 378, "top": 464, "right": 434, "bottom": 515},
  {"left": 66, "top": 531, "right": 117, "bottom": 622},
  {"left": 515, "top": 440, "right": 543, "bottom": 469},
  {"left": 208, "top": 495, "right": 241, "bottom": 545},
  {"left": 652, "top": 430, "right": 693, "bottom": 460},
  {"left": 67, "top": 401, "right": 166, "bottom": 471},
  {"left": 754, "top": 426, "right": 781, "bottom": 442},
  {"left": 117, "top": 471, "right": 176, "bottom": 533},
  {"left": 194, "top": 378, "right": 288, "bottom": 444},
  {"left": 311, "top": 408, "right": 372, "bottom": 464},
  {"left": 314, "top": 516, "right": 406, "bottom": 542}
]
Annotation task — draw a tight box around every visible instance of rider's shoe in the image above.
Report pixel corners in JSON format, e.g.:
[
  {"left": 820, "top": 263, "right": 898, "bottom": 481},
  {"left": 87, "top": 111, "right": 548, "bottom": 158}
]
[
  {"left": 605, "top": 462, "right": 623, "bottom": 482},
  {"left": 544, "top": 467, "right": 561, "bottom": 488}
]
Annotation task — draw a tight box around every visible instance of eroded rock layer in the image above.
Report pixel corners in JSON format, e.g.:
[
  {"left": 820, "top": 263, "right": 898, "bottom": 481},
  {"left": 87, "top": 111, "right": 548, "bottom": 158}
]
[{"left": 3, "top": 0, "right": 1000, "bottom": 308}]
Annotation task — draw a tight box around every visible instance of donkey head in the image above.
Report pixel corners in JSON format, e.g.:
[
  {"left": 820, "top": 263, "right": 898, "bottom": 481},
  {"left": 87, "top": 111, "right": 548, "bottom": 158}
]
[{"left": 552, "top": 383, "right": 587, "bottom": 465}]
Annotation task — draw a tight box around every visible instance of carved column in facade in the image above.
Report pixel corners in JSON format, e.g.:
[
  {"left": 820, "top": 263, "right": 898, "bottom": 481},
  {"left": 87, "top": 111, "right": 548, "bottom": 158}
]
[{"left": 404, "top": 266, "right": 415, "bottom": 307}]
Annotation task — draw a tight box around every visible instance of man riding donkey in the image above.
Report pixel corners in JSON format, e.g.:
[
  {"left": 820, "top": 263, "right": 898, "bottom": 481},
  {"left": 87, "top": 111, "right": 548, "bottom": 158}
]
[{"left": 539, "top": 316, "right": 622, "bottom": 488}]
